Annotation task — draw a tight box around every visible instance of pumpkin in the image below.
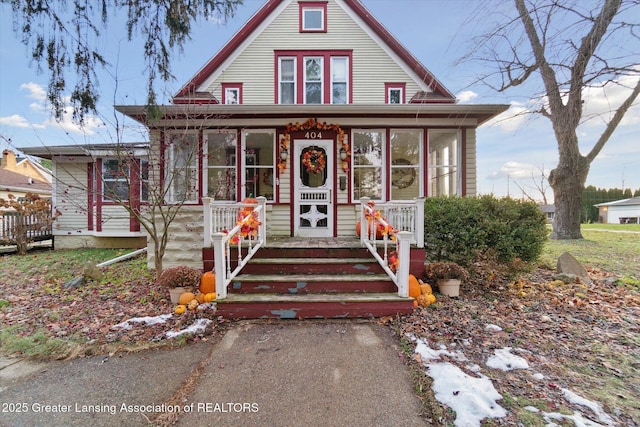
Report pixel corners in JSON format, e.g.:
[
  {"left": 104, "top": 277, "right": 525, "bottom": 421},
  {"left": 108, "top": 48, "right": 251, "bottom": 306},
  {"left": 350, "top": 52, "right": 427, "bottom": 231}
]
[
  {"left": 195, "top": 293, "right": 205, "bottom": 304},
  {"left": 178, "top": 292, "right": 196, "bottom": 305},
  {"left": 175, "top": 304, "right": 186, "bottom": 314},
  {"left": 188, "top": 299, "right": 199, "bottom": 310},
  {"left": 355, "top": 220, "right": 384, "bottom": 239},
  {"left": 413, "top": 299, "right": 419, "bottom": 308},
  {"left": 417, "top": 293, "right": 436, "bottom": 307},
  {"left": 420, "top": 283, "right": 433, "bottom": 295},
  {"left": 199, "top": 271, "right": 216, "bottom": 294},
  {"left": 204, "top": 292, "right": 216, "bottom": 302},
  {"left": 408, "top": 274, "right": 421, "bottom": 298}
]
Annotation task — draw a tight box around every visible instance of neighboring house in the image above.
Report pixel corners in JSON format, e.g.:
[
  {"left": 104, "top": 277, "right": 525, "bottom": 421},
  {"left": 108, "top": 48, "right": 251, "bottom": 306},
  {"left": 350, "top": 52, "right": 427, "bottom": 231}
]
[
  {"left": 595, "top": 197, "right": 640, "bottom": 224},
  {"left": 0, "top": 150, "right": 52, "bottom": 200},
  {"left": 538, "top": 204, "right": 555, "bottom": 223}
]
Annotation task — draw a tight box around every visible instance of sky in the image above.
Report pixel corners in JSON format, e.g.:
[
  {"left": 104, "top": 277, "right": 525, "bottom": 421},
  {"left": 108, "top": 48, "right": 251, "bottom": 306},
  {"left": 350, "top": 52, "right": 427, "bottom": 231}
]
[{"left": 1, "top": 0, "right": 639, "bottom": 201}]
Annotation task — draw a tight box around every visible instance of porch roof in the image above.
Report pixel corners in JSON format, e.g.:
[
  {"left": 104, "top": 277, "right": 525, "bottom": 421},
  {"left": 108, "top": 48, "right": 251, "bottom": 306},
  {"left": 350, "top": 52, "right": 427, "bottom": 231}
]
[
  {"left": 114, "top": 103, "right": 509, "bottom": 128},
  {"left": 18, "top": 142, "right": 149, "bottom": 160}
]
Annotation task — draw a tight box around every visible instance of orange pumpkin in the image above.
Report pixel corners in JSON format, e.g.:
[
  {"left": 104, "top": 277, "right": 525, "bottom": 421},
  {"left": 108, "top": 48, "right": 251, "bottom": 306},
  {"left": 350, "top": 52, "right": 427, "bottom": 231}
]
[
  {"left": 195, "top": 293, "right": 205, "bottom": 304},
  {"left": 355, "top": 220, "right": 384, "bottom": 239},
  {"left": 408, "top": 274, "right": 421, "bottom": 299},
  {"left": 204, "top": 292, "right": 216, "bottom": 302},
  {"left": 199, "top": 271, "right": 216, "bottom": 294},
  {"left": 178, "top": 292, "right": 196, "bottom": 305}
]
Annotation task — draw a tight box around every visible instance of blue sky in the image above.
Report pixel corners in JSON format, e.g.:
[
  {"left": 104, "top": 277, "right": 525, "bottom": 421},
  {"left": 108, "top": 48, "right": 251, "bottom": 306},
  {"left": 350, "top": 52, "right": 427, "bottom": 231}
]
[{"left": 1, "top": 0, "right": 638, "bottom": 200}]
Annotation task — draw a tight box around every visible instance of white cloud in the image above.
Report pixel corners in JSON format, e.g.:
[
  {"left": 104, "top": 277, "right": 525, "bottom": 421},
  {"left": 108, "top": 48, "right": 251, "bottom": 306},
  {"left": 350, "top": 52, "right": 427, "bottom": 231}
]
[
  {"left": 483, "top": 100, "right": 540, "bottom": 133},
  {"left": 581, "top": 74, "right": 640, "bottom": 127},
  {"left": 487, "top": 161, "right": 540, "bottom": 181},
  {"left": 19, "top": 82, "right": 47, "bottom": 102},
  {"left": 456, "top": 90, "right": 478, "bottom": 103},
  {"left": 0, "top": 114, "right": 31, "bottom": 128}
]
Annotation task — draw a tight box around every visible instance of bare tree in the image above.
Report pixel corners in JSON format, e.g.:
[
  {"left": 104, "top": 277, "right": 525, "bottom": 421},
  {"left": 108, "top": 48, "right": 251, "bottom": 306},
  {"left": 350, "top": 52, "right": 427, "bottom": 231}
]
[
  {"left": 467, "top": 0, "right": 640, "bottom": 239},
  {"left": 4, "top": 0, "right": 242, "bottom": 124},
  {"left": 514, "top": 165, "right": 551, "bottom": 204}
]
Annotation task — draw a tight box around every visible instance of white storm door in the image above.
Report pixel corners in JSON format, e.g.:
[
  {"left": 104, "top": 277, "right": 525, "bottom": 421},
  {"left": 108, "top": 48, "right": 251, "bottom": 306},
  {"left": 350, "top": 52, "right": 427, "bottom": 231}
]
[{"left": 293, "top": 139, "right": 334, "bottom": 237}]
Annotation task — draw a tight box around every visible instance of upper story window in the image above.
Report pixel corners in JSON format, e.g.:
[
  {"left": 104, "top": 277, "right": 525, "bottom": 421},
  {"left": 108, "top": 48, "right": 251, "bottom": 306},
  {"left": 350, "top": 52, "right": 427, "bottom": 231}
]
[
  {"left": 222, "top": 83, "right": 242, "bottom": 104},
  {"left": 300, "top": 2, "right": 327, "bottom": 32},
  {"left": 276, "top": 51, "right": 351, "bottom": 105},
  {"left": 386, "top": 83, "right": 406, "bottom": 104}
]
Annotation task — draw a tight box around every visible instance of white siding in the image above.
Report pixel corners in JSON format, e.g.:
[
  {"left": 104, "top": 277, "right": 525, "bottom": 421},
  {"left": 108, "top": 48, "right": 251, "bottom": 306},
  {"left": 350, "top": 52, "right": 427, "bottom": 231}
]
[
  {"left": 465, "top": 129, "right": 477, "bottom": 197},
  {"left": 202, "top": 0, "right": 429, "bottom": 104},
  {"left": 52, "top": 161, "right": 89, "bottom": 235}
]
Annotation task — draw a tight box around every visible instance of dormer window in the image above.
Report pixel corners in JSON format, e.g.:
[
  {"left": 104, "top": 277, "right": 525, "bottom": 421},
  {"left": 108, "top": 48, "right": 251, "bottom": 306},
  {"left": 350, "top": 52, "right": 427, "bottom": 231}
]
[{"left": 300, "top": 2, "right": 327, "bottom": 32}]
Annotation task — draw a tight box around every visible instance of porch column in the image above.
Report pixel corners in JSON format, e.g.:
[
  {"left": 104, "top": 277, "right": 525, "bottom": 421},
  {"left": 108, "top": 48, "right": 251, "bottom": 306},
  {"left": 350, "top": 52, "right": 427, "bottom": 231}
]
[
  {"left": 212, "top": 232, "right": 227, "bottom": 299},
  {"left": 257, "top": 196, "right": 267, "bottom": 241},
  {"left": 359, "top": 197, "right": 370, "bottom": 246},
  {"left": 396, "top": 231, "right": 412, "bottom": 298},
  {"left": 414, "top": 197, "right": 425, "bottom": 248},
  {"left": 203, "top": 197, "right": 212, "bottom": 247}
]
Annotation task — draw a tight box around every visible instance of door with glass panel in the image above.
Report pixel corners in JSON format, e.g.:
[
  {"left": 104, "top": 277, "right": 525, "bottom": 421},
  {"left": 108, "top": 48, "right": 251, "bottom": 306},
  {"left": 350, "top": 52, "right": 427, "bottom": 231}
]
[{"left": 293, "top": 139, "right": 334, "bottom": 237}]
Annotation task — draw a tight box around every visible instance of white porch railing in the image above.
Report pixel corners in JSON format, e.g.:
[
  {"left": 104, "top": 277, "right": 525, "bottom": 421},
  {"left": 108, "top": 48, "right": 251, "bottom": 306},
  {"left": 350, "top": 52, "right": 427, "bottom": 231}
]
[
  {"left": 359, "top": 197, "right": 424, "bottom": 298},
  {"left": 203, "top": 197, "right": 267, "bottom": 299}
]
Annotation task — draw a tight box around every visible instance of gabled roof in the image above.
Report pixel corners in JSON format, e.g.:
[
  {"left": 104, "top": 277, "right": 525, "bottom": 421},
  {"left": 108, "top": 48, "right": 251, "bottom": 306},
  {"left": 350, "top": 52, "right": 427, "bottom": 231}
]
[
  {"left": 173, "top": 0, "right": 455, "bottom": 102},
  {"left": 0, "top": 169, "right": 52, "bottom": 195},
  {"left": 594, "top": 197, "right": 640, "bottom": 207}
]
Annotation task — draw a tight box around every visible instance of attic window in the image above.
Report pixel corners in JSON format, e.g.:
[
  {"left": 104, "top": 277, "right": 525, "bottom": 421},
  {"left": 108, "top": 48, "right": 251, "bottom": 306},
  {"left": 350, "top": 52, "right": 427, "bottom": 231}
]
[
  {"left": 385, "top": 83, "right": 406, "bottom": 104},
  {"left": 300, "top": 2, "right": 327, "bottom": 32}
]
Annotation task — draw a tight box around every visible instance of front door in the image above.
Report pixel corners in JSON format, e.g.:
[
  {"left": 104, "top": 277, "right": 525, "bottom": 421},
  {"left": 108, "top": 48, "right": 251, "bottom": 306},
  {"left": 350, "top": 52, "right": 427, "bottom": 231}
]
[{"left": 293, "top": 139, "right": 334, "bottom": 237}]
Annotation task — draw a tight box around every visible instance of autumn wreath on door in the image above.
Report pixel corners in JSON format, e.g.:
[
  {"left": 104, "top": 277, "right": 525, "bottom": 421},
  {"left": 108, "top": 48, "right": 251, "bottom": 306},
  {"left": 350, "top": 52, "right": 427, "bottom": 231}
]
[
  {"left": 279, "top": 118, "right": 350, "bottom": 173},
  {"left": 302, "top": 147, "right": 326, "bottom": 174}
]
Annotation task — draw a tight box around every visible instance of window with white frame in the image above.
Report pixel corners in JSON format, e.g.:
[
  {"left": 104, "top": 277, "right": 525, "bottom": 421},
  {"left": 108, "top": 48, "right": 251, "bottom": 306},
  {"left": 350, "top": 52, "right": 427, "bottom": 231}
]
[
  {"left": 206, "top": 131, "right": 237, "bottom": 200},
  {"left": 304, "top": 57, "right": 323, "bottom": 104},
  {"left": 390, "top": 129, "right": 422, "bottom": 200},
  {"left": 300, "top": 3, "right": 326, "bottom": 32},
  {"left": 223, "top": 85, "right": 241, "bottom": 104},
  {"left": 102, "top": 159, "right": 130, "bottom": 201},
  {"left": 279, "top": 57, "right": 296, "bottom": 104},
  {"left": 352, "top": 130, "right": 384, "bottom": 200},
  {"left": 331, "top": 57, "right": 348, "bottom": 104},
  {"left": 166, "top": 132, "right": 199, "bottom": 203},
  {"left": 386, "top": 83, "right": 405, "bottom": 104},
  {"left": 428, "top": 130, "right": 461, "bottom": 196},
  {"left": 243, "top": 130, "right": 275, "bottom": 201}
]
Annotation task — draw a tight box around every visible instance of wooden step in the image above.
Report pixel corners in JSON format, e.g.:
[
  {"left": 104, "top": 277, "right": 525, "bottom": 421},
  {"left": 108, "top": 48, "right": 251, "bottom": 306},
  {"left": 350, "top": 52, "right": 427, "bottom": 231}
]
[
  {"left": 241, "top": 257, "right": 385, "bottom": 275},
  {"left": 230, "top": 273, "right": 396, "bottom": 294},
  {"left": 215, "top": 293, "right": 415, "bottom": 319}
]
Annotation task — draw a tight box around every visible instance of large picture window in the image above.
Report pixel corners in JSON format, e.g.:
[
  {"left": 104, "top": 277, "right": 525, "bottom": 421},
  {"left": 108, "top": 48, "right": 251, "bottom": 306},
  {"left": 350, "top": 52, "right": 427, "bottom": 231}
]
[
  {"left": 428, "top": 130, "right": 461, "bottom": 196},
  {"left": 352, "top": 130, "right": 384, "bottom": 200},
  {"left": 243, "top": 130, "right": 275, "bottom": 201},
  {"left": 206, "top": 131, "right": 237, "bottom": 200},
  {"left": 166, "top": 132, "right": 199, "bottom": 203},
  {"left": 390, "top": 129, "right": 422, "bottom": 199}
]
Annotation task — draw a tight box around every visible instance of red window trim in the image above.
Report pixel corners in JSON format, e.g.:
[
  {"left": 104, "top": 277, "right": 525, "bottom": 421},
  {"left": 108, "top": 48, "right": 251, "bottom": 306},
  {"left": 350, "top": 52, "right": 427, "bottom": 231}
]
[
  {"left": 385, "top": 82, "right": 406, "bottom": 104},
  {"left": 299, "top": 1, "right": 328, "bottom": 33},
  {"left": 221, "top": 83, "right": 243, "bottom": 104},
  {"left": 274, "top": 50, "right": 352, "bottom": 104}
]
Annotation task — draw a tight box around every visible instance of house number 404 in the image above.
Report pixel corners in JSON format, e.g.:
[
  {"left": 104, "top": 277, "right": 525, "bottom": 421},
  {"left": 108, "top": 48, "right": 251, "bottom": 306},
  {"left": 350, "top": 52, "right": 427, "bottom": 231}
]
[{"left": 305, "top": 131, "right": 322, "bottom": 139}]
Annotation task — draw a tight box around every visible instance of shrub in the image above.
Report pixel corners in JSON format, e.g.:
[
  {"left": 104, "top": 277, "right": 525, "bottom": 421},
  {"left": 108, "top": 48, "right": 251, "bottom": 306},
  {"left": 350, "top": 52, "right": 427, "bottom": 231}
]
[
  {"left": 157, "top": 266, "right": 201, "bottom": 290},
  {"left": 423, "top": 195, "right": 548, "bottom": 267}
]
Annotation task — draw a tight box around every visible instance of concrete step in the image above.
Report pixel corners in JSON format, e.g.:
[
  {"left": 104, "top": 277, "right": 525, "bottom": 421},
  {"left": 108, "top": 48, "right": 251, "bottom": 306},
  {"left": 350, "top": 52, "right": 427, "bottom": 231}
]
[{"left": 215, "top": 292, "right": 415, "bottom": 319}]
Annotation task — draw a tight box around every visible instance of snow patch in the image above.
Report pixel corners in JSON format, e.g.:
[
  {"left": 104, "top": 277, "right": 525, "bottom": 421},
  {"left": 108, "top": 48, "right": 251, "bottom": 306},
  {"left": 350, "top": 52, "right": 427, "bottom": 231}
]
[
  {"left": 111, "top": 314, "right": 172, "bottom": 330},
  {"left": 165, "top": 318, "right": 212, "bottom": 338},
  {"left": 543, "top": 410, "right": 609, "bottom": 427},
  {"left": 485, "top": 324, "right": 503, "bottom": 332},
  {"left": 486, "top": 347, "right": 529, "bottom": 371},
  {"left": 561, "top": 388, "right": 614, "bottom": 426},
  {"left": 414, "top": 338, "right": 467, "bottom": 361},
  {"left": 426, "top": 362, "right": 507, "bottom": 427}
]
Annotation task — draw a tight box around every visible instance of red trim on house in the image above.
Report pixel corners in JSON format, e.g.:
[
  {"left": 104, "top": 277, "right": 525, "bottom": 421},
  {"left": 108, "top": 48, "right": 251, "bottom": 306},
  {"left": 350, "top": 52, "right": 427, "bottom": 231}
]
[
  {"left": 87, "top": 162, "right": 94, "bottom": 231},
  {"left": 385, "top": 82, "right": 406, "bottom": 104},
  {"left": 174, "top": 0, "right": 283, "bottom": 98},
  {"left": 274, "top": 50, "right": 353, "bottom": 105},
  {"left": 221, "top": 83, "right": 243, "bottom": 104},
  {"left": 130, "top": 159, "right": 141, "bottom": 232},
  {"left": 96, "top": 159, "right": 103, "bottom": 232},
  {"left": 299, "top": 1, "right": 328, "bottom": 33}
]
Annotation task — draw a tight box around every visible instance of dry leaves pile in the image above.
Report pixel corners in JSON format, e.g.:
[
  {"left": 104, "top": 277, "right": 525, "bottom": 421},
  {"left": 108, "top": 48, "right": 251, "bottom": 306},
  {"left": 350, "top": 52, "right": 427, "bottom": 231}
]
[{"left": 395, "top": 267, "right": 640, "bottom": 425}]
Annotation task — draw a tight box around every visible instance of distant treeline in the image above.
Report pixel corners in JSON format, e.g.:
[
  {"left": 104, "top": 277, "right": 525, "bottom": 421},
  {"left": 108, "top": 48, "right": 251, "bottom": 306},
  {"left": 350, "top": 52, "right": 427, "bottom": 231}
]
[{"left": 582, "top": 186, "right": 640, "bottom": 223}]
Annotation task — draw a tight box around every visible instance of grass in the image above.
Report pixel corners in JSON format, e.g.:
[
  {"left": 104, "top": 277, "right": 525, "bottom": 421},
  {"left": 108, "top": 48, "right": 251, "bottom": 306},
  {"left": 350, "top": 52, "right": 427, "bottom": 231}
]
[{"left": 540, "top": 225, "right": 640, "bottom": 283}]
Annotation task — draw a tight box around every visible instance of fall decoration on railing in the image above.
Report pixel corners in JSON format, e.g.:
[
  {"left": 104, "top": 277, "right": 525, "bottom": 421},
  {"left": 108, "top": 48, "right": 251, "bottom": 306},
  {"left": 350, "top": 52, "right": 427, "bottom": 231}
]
[
  {"left": 302, "top": 148, "right": 326, "bottom": 174},
  {"left": 361, "top": 200, "right": 398, "bottom": 239},
  {"left": 222, "top": 197, "right": 262, "bottom": 245},
  {"left": 279, "top": 118, "right": 350, "bottom": 172}
]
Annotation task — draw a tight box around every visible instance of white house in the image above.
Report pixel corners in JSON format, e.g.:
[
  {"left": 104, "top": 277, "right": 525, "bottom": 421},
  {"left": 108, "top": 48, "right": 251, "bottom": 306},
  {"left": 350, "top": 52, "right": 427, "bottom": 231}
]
[{"left": 595, "top": 197, "right": 640, "bottom": 224}]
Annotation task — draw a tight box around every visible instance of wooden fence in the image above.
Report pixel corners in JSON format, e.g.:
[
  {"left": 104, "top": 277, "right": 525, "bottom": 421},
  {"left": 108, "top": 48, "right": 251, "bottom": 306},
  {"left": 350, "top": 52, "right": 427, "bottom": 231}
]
[{"left": 0, "top": 211, "right": 54, "bottom": 247}]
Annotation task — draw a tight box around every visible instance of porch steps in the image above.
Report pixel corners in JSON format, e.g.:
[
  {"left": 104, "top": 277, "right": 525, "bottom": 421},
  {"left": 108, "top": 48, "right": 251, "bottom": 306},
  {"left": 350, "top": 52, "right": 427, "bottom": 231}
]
[{"left": 214, "top": 241, "right": 416, "bottom": 320}]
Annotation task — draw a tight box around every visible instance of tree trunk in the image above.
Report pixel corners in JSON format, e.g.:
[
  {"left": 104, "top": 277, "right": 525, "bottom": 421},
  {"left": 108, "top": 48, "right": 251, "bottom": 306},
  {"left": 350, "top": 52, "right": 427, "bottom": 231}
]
[{"left": 548, "top": 149, "right": 590, "bottom": 239}]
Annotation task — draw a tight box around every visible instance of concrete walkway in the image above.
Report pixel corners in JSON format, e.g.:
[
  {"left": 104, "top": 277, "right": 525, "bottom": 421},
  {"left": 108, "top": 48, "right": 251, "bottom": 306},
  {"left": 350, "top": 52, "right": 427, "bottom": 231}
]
[{"left": 0, "top": 320, "right": 427, "bottom": 426}]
